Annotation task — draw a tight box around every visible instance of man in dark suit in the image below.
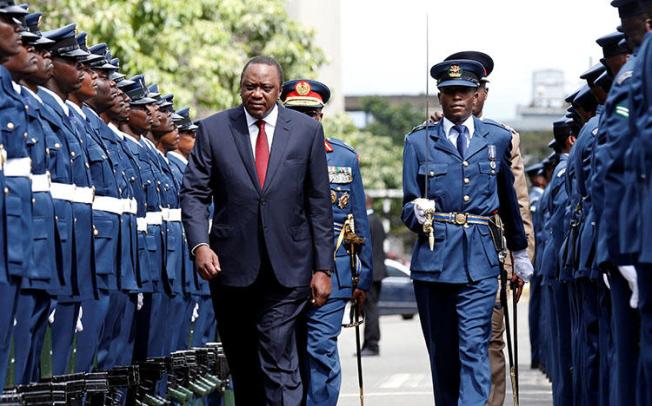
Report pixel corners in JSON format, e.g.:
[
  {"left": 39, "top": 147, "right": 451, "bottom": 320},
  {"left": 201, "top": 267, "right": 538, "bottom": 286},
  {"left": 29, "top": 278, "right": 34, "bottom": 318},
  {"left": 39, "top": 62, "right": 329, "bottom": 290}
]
[
  {"left": 180, "top": 56, "right": 334, "bottom": 405},
  {"left": 362, "top": 196, "right": 387, "bottom": 356}
]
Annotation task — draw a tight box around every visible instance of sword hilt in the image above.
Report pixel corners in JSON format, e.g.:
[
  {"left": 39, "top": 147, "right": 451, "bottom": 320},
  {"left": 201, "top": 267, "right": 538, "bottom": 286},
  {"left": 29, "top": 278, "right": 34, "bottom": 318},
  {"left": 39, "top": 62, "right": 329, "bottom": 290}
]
[{"left": 422, "top": 208, "right": 435, "bottom": 251}]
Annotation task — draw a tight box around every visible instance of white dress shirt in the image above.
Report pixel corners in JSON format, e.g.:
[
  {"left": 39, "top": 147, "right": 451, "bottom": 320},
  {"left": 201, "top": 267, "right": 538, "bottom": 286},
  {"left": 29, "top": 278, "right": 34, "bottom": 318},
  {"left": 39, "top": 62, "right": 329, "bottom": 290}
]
[
  {"left": 243, "top": 104, "right": 278, "bottom": 159},
  {"left": 442, "top": 115, "right": 475, "bottom": 149},
  {"left": 168, "top": 150, "right": 188, "bottom": 166}
]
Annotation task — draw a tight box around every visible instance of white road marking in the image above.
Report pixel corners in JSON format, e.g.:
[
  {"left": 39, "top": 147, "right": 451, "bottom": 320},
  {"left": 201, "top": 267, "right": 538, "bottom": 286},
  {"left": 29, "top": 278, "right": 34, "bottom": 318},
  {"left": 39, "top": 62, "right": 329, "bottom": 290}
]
[{"left": 378, "top": 373, "right": 412, "bottom": 389}]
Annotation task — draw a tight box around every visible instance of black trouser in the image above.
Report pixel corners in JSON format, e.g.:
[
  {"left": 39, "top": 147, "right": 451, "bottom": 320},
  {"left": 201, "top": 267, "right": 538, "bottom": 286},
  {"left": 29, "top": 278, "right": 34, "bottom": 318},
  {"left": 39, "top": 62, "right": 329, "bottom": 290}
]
[
  {"left": 211, "top": 263, "right": 310, "bottom": 406},
  {"left": 363, "top": 281, "right": 382, "bottom": 351}
]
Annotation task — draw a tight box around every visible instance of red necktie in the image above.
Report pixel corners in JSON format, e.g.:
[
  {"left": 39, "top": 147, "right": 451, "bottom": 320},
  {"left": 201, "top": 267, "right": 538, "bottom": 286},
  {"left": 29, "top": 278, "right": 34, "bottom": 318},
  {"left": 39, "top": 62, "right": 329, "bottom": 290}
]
[{"left": 255, "top": 120, "right": 269, "bottom": 187}]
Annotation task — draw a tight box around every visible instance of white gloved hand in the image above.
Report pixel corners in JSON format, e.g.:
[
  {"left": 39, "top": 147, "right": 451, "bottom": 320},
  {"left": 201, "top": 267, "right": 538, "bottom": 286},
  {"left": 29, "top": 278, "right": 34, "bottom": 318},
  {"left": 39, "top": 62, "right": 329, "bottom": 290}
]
[
  {"left": 75, "top": 306, "right": 84, "bottom": 333},
  {"left": 48, "top": 309, "right": 56, "bottom": 325},
  {"left": 191, "top": 303, "right": 200, "bottom": 323},
  {"left": 618, "top": 265, "right": 639, "bottom": 309},
  {"left": 412, "top": 198, "right": 435, "bottom": 225},
  {"left": 137, "top": 293, "right": 144, "bottom": 311},
  {"left": 512, "top": 249, "right": 534, "bottom": 282}
]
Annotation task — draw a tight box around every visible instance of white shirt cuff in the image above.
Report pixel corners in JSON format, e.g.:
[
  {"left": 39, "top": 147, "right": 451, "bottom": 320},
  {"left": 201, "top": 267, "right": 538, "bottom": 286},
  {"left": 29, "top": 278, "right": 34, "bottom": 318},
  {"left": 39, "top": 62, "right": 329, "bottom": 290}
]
[{"left": 191, "top": 243, "right": 209, "bottom": 256}]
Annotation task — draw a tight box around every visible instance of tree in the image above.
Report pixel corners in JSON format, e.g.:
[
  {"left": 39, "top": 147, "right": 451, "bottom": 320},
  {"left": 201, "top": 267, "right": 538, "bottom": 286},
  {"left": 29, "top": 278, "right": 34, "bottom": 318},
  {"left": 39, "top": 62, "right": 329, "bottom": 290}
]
[
  {"left": 31, "top": 0, "right": 325, "bottom": 117},
  {"left": 358, "top": 96, "right": 424, "bottom": 146}
]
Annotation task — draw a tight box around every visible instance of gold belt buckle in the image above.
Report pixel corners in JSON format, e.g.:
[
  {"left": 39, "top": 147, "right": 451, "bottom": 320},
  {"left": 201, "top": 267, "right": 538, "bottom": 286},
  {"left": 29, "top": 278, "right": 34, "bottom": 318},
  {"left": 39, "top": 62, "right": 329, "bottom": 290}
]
[{"left": 454, "top": 213, "right": 467, "bottom": 225}]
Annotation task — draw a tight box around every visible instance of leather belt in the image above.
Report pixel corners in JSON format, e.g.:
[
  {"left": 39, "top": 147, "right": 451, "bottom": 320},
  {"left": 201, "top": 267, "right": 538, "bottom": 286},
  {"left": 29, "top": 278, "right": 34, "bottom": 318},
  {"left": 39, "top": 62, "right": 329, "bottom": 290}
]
[
  {"left": 137, "top": 217, "right": 148, "bottom": 232},
  {"left": 50, "top": 183, "right": 76, "bottom": 201},
  {"left": 146, "top": 211, "right": 163, "bottom": 225},
  {"left": 433, "top": 212, "right": 491, "bottom": 226},
  {"left": 31, "top": 172, "right": 51, "bottom": 192},
  {"left": 4, "top": 157, "right": 31, "bottom": 177},
  {"left": 93, "top": 196, "right": 124, "bottom": 215}
]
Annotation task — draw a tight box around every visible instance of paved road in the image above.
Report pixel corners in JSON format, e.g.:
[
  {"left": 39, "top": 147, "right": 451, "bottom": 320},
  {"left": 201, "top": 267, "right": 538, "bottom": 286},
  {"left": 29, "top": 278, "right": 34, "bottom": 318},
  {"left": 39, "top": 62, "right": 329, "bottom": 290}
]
[{"left": 338, "top": 298, "right": 552, "bottom": 405}]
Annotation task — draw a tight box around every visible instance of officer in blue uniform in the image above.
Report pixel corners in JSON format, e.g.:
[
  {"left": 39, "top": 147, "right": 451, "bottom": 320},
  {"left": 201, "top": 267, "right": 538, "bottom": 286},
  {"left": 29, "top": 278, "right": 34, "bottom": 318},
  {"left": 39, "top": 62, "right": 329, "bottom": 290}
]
[
  {"left": 402, "top": 59, "right": 531, "bottom": 405},
  {"left": 0, "top": 0, "right": 29, "bottom": 392},
  {"left": 167, "top": 107, "right": 202, "bottom": 351},
  {"left": 37, "top": 23, "right": 97, "bottom": 378},
  {"left": 278, "top": 79, "right": 372, "bottom": 406},
  {"left": 623, "top": 0, "right": 652, "bottom": 402},
  {"left": 593, "top": 2, "right": 647, "bottom": 404},
  {"left": 76, "top": 44, "right": 129, "bottom": 373},
  {"left": 3, "top": 16, "right": 57, "bottom": 386}
]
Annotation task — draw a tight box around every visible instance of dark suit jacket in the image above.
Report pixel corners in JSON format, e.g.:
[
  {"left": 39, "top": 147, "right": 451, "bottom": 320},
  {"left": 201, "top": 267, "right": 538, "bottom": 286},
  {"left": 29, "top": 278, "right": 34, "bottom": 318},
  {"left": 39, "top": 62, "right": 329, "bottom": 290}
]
[
  {"left": 368, "top": 211, "right": 387, "bottom": 282},
  {"left": 180, "top": 104, "right": 333, "bottom": 288}
]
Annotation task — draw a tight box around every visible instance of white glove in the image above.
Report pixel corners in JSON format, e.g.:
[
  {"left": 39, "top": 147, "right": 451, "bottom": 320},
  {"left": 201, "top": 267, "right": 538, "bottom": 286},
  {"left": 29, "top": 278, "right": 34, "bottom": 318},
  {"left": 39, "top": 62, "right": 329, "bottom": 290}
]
[
  {"left": 137, "top": 293, "right": 144, "bottom": 311},
  {"left": 512, "top": 249, "right": 534, "bottom": 282},
  {"left": 618, "top": 265, "right": 639, "bottom": 309},
  {"left": 48, "top": 309, "right": 56, "bottom": 325},
  {"left": 412, "top": 198, "right": 435, "bottom": 225},
  {"left": 191, "top": 303, "right": 200, "bottom": 323},
  {"left": 75, "top": 307, "right": 84, "bottom": 333}
]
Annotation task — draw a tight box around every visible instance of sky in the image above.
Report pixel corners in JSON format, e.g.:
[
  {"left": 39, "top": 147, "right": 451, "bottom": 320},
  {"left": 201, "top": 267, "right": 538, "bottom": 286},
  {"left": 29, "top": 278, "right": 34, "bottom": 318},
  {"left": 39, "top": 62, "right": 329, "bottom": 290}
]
[{"left": 340, "top": 0, "right": 621, "bottom": 120}]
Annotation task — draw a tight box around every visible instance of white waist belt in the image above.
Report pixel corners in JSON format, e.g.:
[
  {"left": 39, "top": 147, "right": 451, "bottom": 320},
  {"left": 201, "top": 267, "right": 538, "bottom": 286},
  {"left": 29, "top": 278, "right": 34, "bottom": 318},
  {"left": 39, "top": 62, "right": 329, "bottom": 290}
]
[
  {"left": 146, "top": 211, "right": 163, "bottom": 225},
  {"left": 72, "top": 187, "right": 94, "bottom": 204},
  {"left": 50, "top": 183, "right": 76, "bottom": 201},
  {"left": 126, "top": 199, "right": 138, "bottom": 215},
  {"left": 92, "top": 196, "right": 124, "bottom": 215},
  {"left": 31, "top": 173, "right": 51, "bottom": 192},
  {"left": 161, "top": 207, "right": 170, "bottom": 221},
  {"left": 4, "top": 157, "right": 31, "bottom": 177},
  {"left": 166, "top": 208, "right": 182, "bottom": 222},
  {"left": 137, "top": 217, "right": 148, "bottom": 232}
]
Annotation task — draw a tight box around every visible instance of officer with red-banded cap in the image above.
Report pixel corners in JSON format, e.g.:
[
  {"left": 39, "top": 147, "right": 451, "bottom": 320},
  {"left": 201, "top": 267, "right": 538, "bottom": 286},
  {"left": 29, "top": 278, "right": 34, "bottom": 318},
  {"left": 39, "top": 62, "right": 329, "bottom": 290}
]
[{"left": 281, "top": 79, "right": 372, "bottom": 406}]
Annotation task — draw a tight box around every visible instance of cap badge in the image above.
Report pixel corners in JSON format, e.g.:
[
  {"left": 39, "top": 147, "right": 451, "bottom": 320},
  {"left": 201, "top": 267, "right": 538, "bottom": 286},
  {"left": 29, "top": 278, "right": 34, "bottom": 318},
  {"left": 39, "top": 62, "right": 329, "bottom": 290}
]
[
  {"left": 296, "top": 81, "right": 311, "bottom": 96},
  {"left": 449, "top": 65, "right": 462, "bottom": 78}
]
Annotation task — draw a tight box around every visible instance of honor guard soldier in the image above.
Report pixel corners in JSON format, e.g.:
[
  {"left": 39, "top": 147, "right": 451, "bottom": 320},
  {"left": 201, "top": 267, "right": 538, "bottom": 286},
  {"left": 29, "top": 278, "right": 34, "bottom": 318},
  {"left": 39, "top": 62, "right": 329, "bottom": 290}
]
[
  {"left": 5, "top": 15, "right": 58, "bottom": 384},
  {"left": 625, "top": 1, "right": 652, "bottom": 401},
  {"left": 36, "top": 23, "right": 97, "bottom": 377},
  {"left": 594, "top": 3, "right": 647, "bottom": 404},
  {"left": 402, "top": 59, "right": 531, "bottom": 405},
  {"left": 280, "top": 79, "right": 372, "bottom": 406},
  {"left": 0, "top": 1, "right": 30, "bottom": 392}
]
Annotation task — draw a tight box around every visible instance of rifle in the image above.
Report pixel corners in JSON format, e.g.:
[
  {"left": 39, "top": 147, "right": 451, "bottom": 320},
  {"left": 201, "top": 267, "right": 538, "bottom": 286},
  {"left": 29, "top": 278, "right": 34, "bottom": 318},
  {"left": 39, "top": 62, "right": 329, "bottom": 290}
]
[{"left": 340, "top": 214, "right": 366, "bottom": 406}]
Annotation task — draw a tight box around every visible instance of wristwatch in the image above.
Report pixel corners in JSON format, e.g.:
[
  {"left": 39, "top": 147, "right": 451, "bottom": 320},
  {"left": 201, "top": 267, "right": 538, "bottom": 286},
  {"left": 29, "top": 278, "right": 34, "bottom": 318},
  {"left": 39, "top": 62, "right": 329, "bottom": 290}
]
[{"left": 314, "top": 269, "right": 332, "bottom": 277}]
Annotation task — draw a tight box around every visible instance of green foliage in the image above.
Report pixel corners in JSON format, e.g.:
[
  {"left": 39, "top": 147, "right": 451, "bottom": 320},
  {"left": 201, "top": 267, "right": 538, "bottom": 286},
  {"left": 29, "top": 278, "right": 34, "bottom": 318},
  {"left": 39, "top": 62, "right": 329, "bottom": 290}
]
[
  {"left": 322, "top": 114, "right": 403, "bottom": 191},
  {"left": 358, "top": 96, "right": 423, "bottom": 146},
  {"left": 519, "top": 130, "right": 553, "bottom": 166},
  {"left": 31, "top": 0, "right": 325, "bottom": 117}
]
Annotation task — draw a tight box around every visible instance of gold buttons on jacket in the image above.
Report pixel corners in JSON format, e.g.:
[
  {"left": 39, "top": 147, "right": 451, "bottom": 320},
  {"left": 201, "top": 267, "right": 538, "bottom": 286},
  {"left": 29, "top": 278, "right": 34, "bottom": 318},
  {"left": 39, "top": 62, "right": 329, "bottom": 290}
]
[
  {"left": 463, "top": 161, "right": 469, "bottom": 167},
  {"left": 464, "top": 178, "right": 470, "bottom": 184},
  {"left": 463, "top": 195, "right": 470, "bottom": 202},
  {"left": 7, "top": 122, "right": 14, "bottom": 130}
]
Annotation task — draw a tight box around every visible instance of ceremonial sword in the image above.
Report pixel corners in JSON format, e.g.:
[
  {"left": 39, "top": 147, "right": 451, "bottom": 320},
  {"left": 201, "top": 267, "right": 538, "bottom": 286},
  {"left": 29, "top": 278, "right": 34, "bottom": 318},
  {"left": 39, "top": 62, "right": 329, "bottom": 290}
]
[{"left": 422, "top": 14, "right": 435, "bottom": 250}]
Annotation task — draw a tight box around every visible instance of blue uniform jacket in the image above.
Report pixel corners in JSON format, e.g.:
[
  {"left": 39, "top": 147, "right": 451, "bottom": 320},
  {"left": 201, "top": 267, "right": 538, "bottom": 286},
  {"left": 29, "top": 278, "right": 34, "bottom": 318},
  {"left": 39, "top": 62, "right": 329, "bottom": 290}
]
[
  {"left": 1, "top": 67, "right": 31, "bottom": 279},
  {"left": 574, "top": 109, "right": 602, "bottom": 280},
  {"left": 20, "top": 87, "right": 57, "bottom": 289},
  {"left": 540, "top": 154, "right": 569, "bottom": 281},
  {"left": 168, "top": 151, "right": 200, "bottom": 296},
  {"left": 624, "top": 32, "right": 652, "bottom": 263},
  {"left": 595, "top": 55, "right": 638, "bottom": 267},
  {"left": 325, "top": 138, "right": 372, "bottom": 298},
  {"left": 401, "top": 117, "right": 527, "bottom": 283},
  {"left": 534, "top": 183, "right": 552, "bottom": 278}
]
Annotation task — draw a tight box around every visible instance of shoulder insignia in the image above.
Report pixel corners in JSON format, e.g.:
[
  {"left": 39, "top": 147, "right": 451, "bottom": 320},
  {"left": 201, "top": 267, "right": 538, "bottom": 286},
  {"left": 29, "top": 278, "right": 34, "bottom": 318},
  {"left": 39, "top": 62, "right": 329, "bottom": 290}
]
[
  {"left": 408, "top": 120, "right": 435, "bottom": 135},
  {"left": 616, "top": 70, "right": 633, "bottom": 85},
  {"left": 328, "top": 166, "right": 353, "bottom": 184},
  {"left": 328, "top": 137, "right": 356, "bottom": 154},
  {"left": 615, "top": 104, "right": 629, "bottom": 119},
  {"left": 557, "top": 168, "right": 567, "bottom": 178},
  {"left": 483, "top": 118, "right": 517, "bottom": 135}
]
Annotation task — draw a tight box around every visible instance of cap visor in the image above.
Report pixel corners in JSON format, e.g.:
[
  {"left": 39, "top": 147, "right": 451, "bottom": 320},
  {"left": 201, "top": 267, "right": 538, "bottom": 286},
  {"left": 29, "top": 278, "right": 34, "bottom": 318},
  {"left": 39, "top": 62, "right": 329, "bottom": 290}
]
[
  {"left": 0, "top": 6, "right": 28, "bottom": 15},
  {"left": 284, "top": 99, "right": 324, "bottom": 108},
  {"left": 130, "top": 97, "right": 157, "bottom": 105},
  {"left": 437, "top": 80, "right": 479, "bottom": 89},
  {"left": 60, "top": 48, "right": 90, "bottom": 59}
]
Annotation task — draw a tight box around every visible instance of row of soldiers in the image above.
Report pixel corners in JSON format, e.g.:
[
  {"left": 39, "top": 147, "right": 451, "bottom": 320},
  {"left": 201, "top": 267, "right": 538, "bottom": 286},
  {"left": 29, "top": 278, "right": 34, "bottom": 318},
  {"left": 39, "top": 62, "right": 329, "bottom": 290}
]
[
  {"left": 0, "top": 0, "right": 221, "bottom": 401},
  {"left": 528, "top": 0, "right": 652, "bottom": 405}
]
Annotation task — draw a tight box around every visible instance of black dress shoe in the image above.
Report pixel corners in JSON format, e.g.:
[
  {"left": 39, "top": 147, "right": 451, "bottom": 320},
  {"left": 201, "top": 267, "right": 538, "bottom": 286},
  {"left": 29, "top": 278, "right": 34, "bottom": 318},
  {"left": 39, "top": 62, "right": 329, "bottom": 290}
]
[{"left": 359, "top": 347, "right": 379, "bottom": 357}]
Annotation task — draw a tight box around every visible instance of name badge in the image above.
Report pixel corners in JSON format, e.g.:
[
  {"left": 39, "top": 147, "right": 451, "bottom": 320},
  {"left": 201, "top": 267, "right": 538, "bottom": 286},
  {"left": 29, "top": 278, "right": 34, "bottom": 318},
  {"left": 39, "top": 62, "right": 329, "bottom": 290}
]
[{"left": 328, "top": 166, "right": 353, "bottom": 184}]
